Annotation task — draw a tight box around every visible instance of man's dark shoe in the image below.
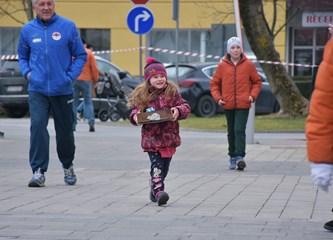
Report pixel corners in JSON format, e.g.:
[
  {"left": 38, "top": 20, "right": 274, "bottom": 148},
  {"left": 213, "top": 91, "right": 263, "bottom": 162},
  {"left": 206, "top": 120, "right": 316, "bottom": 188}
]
[
  {"left": 28, "top": 168, "right": 45, "bottom": 187},
  {"left": 156, "top": 191, "right": 169, "bottom": 206},
  {"left": 89, "top": 125, "right": 95, "bottom": 132},
  {"left": 64, "top": 165, "right": 77, "bottom": 185},
  {"left": 324, "top": 220, "right": 333, "bottom": 231}
]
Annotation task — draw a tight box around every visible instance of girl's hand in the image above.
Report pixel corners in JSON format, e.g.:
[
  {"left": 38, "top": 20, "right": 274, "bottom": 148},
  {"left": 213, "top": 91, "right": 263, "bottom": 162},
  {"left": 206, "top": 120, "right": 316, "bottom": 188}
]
[
  {"left": 249, "top": 96, "right": 254, "bottom": 103},
  {"left": 134, "top": 112, "right": 139, "bottom": 125},
  {"left": 171, "top": 107, "right": 179, "bottom": 121}
]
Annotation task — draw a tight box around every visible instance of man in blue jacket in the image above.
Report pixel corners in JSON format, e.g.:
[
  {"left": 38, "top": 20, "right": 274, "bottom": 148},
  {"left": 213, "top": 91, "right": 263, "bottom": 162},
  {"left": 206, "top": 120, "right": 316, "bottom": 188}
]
[{"left": 17, "top": 0, "right": 87, "bottom": 187}]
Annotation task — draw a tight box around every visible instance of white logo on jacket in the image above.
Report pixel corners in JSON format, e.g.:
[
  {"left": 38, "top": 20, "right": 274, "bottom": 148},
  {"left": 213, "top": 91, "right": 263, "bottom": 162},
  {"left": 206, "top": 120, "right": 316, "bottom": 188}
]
[
  {"left": 52, "top": 32, "right": 61, "bottom": 41},
  {"left": 32, "top": 38, "right": 42, "bottom": 43}
]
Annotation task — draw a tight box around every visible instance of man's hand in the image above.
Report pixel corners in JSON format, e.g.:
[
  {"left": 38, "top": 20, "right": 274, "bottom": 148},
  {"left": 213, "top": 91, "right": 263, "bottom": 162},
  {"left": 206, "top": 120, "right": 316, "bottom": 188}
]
[{"left": 310, "top": 163, "right": 333, "bottom": 192}]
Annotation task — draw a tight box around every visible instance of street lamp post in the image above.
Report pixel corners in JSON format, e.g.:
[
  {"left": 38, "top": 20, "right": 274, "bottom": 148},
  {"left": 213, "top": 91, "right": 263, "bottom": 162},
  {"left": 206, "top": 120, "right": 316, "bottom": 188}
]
[{"left": 233, "top": 0, "right": 255, "bottom": 144}]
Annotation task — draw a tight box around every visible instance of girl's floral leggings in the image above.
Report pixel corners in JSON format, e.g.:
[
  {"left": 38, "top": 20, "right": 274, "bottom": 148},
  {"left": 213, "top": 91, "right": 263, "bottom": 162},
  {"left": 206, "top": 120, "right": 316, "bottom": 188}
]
[{"left": 148, "top": 152, "right": 172, "bottom": 195}]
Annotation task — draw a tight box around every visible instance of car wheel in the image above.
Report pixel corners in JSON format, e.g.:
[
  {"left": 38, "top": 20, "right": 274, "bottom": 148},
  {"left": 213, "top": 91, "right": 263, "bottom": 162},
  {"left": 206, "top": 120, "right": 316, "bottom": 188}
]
[
  {"left": 98, "top": 109, "right": 109, "bottom": 122},
  {"left": 4, "top": 107, "right": 28, "bottom": 118},
  {"left": 194, "top": 95, "right": 216, "bottom": 118},
  {"left": 109, "top": 110, "right": 121, "bottom": 122}
]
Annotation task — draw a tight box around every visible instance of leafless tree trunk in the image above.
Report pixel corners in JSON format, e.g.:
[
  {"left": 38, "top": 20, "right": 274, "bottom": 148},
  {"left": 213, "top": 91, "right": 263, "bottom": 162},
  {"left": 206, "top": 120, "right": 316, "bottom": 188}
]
[{"left": 239, "top": 0, "right": 309, "bottom": 116}]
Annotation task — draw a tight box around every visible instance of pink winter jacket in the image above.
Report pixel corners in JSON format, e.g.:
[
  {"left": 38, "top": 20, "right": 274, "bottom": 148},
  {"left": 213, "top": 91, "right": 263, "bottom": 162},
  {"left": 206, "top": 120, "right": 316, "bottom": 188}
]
[{"left": 129, "top": 87, "right": 191, "bottom": 153}]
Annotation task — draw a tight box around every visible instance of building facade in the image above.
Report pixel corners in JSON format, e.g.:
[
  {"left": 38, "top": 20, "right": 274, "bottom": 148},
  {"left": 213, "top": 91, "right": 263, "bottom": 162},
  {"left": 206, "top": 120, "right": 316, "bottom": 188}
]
[
  {"left": 286, "top": 0, "right": 333, "bottom": 77},
  {"left": 0, "top": 0, "right": 332, "bottom": 76}
]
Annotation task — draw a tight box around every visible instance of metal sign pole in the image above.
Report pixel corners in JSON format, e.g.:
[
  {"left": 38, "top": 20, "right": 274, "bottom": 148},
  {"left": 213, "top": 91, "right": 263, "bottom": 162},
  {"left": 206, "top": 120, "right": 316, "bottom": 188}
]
[
  {"left": 139, "top": 35, "right": 143, "bottom": 82},
  {"left": 173, "top": 0, "right": 179, "bottom": 85},
  {"left": 233, "top": 0, "right": 255, "bottom": 144}
]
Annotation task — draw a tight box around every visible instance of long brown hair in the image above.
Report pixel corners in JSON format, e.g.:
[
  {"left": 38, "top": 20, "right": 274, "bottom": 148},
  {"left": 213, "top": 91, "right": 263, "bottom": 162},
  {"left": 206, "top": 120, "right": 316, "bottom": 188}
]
[{"left": 128, "top": 80, "right": 179, "bottom": 112}]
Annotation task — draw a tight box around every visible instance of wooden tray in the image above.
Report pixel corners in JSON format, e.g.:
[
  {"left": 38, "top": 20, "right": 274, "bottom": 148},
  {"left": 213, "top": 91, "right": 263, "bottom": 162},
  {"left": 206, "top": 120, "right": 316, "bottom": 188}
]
[{"left": 137, "top": 109, "right": 173, "bottom": 124}]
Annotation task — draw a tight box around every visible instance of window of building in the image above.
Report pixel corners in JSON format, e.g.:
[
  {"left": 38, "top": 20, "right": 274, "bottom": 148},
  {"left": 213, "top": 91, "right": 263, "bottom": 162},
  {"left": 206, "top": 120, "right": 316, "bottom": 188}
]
[
  {"left": 146, "top": 25, "right": 253, "bottom": 65},
  {"left": 80, "top": 29, "right": 110, "bottom": 61},
  {"left": 290, "top": 27, "right": 329, "bottom": 76}
]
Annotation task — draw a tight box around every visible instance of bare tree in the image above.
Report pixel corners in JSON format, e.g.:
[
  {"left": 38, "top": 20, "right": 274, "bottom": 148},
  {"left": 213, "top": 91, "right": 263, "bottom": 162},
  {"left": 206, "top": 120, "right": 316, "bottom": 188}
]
[
  {"left": 200, "top": 0, "right": 309, "bottom": 116},
  {"left": 239, "top": 0, "right": 309, "bottom": 116},
  {"left": 0, "top": 0, "right": 33, "bottom": 25}
]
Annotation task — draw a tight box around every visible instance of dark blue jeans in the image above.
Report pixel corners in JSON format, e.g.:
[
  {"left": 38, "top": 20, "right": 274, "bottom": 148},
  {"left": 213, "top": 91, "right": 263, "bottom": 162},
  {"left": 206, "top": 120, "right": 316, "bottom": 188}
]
[
  {"left": 148, "top": 152, "right": 172, "bottom": 195},
  {"left": 28, "top": 91, "right": 75, "bottom": 173},
  {"left": 224, "top": 109, "right": 249, "bottom": 158}
]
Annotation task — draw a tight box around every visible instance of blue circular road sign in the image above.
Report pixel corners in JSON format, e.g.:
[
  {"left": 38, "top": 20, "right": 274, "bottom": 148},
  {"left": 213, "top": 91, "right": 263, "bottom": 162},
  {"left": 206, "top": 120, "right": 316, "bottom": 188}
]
[{"left": 127, "top": 6, "right": 154, "bottom": 35}]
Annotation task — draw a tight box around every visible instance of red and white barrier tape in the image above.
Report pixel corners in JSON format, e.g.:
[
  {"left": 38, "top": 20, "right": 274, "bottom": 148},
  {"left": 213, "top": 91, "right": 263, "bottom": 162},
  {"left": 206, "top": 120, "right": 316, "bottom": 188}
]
[
  {"left": 1, "top": 55, "right": 18, "bottom": 60},
  {"left": 94, "top": 46, "right": 318, "bottom": 68},
  {"left": 1, "top": 46, "right": 317, "bottom": 68}
]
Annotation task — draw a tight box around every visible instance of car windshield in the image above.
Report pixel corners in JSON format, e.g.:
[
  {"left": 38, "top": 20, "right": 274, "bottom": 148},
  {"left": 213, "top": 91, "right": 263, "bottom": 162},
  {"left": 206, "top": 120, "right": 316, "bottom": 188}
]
[
  {"left": 202, "top": 65, "right": 217, "bottom": 78},
  {"left": 96, "top": 59, "right": 120, "bottom": 75},
  {"left": 166, "top": 66, "right": 194, "bottom": 80}
]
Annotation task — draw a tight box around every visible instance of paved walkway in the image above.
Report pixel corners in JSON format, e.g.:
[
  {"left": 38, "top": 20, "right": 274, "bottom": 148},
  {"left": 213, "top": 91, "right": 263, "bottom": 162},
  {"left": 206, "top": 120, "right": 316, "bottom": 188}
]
[{"left": 0, "top": 118, "right": 332, "bottom": 240}]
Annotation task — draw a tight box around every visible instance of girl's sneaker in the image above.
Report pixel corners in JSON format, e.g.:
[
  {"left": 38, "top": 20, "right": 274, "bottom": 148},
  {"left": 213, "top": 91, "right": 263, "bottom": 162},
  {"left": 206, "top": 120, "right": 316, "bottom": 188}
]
[
  {"left": 156, "top": 191, "right": 169, "bottom": 206},
  {"left": 229, "top": 157, "right": 237, "bottom": 170},
  {"left": 149, "top": 190, "right": 157, "bottom": 203},
  {"left": 236, "top": 156, "right": 246, "bottom": 171}
]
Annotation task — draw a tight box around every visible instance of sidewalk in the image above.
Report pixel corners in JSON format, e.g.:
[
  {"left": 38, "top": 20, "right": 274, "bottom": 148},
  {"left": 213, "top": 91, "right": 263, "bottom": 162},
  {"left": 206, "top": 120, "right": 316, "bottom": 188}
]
[{"left": 0, "top": 118, "right": 332, "bottom": 240}]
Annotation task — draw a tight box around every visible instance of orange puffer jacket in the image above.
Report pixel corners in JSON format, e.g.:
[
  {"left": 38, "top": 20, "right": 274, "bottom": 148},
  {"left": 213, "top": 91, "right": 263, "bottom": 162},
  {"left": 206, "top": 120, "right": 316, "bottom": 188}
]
[
  {"left": 306, "top": 38, "right": 333, "bottom": 164},
  {"left": 77, "top": 48, "right": 99, "bottom": 83},
  {"left": 210, "top": 54, "right": 262, "bottom": 110}
]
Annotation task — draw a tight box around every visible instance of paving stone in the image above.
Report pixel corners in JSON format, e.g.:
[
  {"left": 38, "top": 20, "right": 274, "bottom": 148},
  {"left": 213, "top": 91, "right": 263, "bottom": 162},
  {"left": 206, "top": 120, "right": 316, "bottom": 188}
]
[{"left": 0, "top": 119, "right": 332, "bottom": 240}]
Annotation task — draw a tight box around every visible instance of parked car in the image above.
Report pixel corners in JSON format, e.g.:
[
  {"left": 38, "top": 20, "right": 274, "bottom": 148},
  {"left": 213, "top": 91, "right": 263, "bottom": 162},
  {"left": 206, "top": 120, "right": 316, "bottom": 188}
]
[
  {"left": 0, "top": 56, "right": 141, "bottom": 118},
  {"left": 165, "top": 62, "right": 280, "bottom": 117},
  {"left": 94, "top": 56, "right": 142, "bottom": 91},
  {"left": 0, "top": 57, "right": 28, "bottom": 118}
]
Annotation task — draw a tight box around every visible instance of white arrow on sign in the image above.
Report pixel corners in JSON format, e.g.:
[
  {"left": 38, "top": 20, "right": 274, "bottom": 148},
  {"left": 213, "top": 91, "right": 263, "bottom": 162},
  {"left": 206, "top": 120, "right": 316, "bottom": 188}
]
[{"left": 135, "top": 10, "right": 150, "bottom": 32}]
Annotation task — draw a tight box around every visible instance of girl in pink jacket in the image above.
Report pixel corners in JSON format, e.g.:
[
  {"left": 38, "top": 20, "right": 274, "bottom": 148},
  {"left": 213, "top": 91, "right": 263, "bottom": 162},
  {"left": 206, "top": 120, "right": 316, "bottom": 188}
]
[{"left": 128, "top": 57, "right": 191, "bottom": 206}]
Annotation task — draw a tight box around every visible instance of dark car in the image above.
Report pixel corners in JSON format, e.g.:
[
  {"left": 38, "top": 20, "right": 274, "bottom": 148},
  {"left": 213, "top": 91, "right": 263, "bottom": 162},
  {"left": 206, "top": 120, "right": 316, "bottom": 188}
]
[
  {"left": 94, "top": 56, "right": 142, "bottom": 91},
  {"left": 165, "top": 62, "right": 280, "bottom": 117},
  {"left": 0, "top": 56, "right": 141, "bottom": 118},
  {"left": 0, "top": 57, "right": 28, "bottom": 118}
]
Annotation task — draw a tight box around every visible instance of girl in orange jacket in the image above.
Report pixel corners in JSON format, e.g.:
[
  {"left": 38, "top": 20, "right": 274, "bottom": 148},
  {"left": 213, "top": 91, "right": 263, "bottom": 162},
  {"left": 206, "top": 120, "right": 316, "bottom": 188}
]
[{"left": 210, "top": 37, "right": 262, "bottom": 170}]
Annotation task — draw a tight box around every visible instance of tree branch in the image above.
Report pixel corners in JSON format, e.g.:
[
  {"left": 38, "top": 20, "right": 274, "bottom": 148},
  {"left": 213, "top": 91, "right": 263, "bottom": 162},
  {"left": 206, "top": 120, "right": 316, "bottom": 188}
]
[
  {"left": 273, "top": 0, "right": 310, "bottom": 38},
  {"left": 0, "top": 6, "right": 25, "bottom": 25}
]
